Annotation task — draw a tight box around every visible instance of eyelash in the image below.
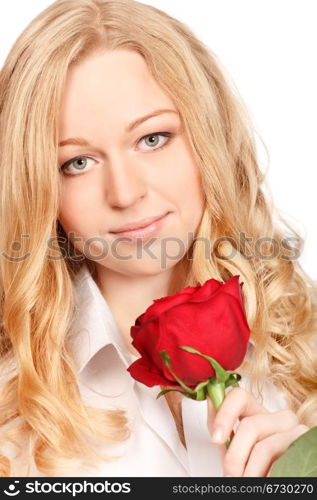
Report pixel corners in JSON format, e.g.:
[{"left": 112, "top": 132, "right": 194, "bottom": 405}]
[{"left": 59, "top": 131, "right": 174, "bottom": 176}]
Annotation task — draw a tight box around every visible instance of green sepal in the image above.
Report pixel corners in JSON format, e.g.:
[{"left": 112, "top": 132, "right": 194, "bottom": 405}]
[
  {"left": 158, "top": 347, "right": 242, "bottom": 407},
  {"left": 225, "top": 372, "right": 241, "bottom": 388},
  {"left": 156, "top": 388, "right": 198, "bottom": 400},
  {"left": 180, "top": 346, "right": 241, "bottom": 389},
  {"left": 179, "top": 346, "right": 228, "bottom": 383},
  {"left": 160, "top": 350, "right": 196, "bottom": 394},
  {"left": 193, "top": 380, "right": 209, "bottom": 400},
  {"left": 183, "top": 392, "right": 198, "bottom": 400},
  {"left": 160, "top": 350, "right": 172, "bottom": 368},
  {"left": 156, "top": 388, "right": 188, "bottom": 399}
]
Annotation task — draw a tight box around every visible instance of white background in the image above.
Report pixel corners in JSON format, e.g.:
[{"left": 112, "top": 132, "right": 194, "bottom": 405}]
[{"left": 1, "top": 0, "right": 316, "bottom": 279}]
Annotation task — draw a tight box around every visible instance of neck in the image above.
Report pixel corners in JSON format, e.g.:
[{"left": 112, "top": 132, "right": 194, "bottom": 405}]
[{"left": 94, "top": 265, "right": 174, "bottom": 351}]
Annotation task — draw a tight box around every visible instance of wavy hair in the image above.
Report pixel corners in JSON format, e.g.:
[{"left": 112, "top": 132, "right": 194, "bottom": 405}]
[{"left": 1, "top": 0, "right": 317, "bottom": 476}]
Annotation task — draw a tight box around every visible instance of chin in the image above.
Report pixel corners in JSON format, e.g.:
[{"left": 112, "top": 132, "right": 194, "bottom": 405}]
[{"left": 119, "top": 258, "right": 176, "bottom": 276}]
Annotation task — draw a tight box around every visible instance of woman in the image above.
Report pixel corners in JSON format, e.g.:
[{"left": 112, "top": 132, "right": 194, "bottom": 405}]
[{"left": 0, "top": 0, "right": 316, "bottom": 477}]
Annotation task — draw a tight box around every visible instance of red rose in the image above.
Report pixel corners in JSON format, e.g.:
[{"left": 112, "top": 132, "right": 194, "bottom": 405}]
[{"left": 127, "top": 275, "right": 250, "bottom": 389}]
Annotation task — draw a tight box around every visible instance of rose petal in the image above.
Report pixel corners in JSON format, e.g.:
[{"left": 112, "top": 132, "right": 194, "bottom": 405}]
[
  {"left": 185, "top": 278, "right": 222, "bottom": 302},
  {"left": 156, "top": 292, "right": 250, "bottom": 384},
  {"left": 138, "top": 284, "right": 201, "bottom": 321},
  {"left": 131, "top": 317, "right": 177, "bottom": 383},
  {"left": 127, "top": 357, "right": 176, "bottom": 387}
]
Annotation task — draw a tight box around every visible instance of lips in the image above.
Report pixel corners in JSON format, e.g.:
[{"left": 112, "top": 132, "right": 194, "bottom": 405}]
[{"left": 110, "top": 213, "right": 168, "bottom": 233}]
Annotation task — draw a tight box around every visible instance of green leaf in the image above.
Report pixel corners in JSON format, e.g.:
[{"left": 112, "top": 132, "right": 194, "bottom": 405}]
[{"left": 269, "top": 426, "right": 317, "bottom": 477}]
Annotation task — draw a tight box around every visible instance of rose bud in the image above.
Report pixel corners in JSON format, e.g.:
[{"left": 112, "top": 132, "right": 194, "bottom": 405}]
[{"left": 127, "top": 275, "right": 250, "bottom": 390}]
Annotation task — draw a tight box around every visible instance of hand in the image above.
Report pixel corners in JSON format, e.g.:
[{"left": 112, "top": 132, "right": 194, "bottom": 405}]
[{"left": 207, "top": 386, "right": 309, "bottom": 477}]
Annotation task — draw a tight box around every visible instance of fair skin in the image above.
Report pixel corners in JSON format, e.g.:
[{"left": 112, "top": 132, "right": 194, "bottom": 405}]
[
  {"left": 58, "top": 48, "right": 205, "bottom": 349},
  {"left": 207, "top": 388, "right": 309, "bottom": 477},
  {"left": 58, "top": 48, "right": 309, "bottom": 477}
]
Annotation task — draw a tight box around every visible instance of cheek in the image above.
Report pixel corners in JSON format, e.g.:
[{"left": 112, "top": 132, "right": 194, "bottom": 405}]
[
  {"left": 169, "top": 150, "right": 205, "bottom": 217},
  {"left": 58, "top": 183, "right": 96, "bottom": 234}
]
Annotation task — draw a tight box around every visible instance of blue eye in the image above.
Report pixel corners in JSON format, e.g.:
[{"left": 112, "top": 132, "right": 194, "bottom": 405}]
[
  {"left": 60, "top": 156, "right": 96, "bottom": 176},
  {"left": 139, "top": 132, "right": 173, "bottom": 151}
]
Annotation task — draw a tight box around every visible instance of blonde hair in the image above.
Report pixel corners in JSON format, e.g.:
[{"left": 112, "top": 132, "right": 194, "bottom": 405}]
[{"left": 1, "top": 0, "right": 316, "bottom": 477}]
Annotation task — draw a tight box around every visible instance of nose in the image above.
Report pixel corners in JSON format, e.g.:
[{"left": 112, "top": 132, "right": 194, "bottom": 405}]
[{"left": 105, "top": 153, "right": 147, "bottom": 208}]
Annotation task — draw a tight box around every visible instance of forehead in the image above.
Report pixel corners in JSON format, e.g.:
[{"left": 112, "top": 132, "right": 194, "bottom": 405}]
[{"left": 59, "top": 49, "right": 176, "bottom": 131}]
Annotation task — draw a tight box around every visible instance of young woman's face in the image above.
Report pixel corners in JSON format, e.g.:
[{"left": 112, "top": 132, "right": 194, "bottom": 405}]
[{"left": 58, "top": 49, "right": 205, "bottom": 276}]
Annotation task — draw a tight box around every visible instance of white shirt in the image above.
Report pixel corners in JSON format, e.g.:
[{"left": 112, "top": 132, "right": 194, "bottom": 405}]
[
  {"left": 63, "top": 264, "right": 290, "bottom": 477},
  {"left": 1, "top": 264, "right": 290, "bottom": 477}
]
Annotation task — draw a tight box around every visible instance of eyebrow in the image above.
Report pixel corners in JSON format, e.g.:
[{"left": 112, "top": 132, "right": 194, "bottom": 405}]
[{"left": 58, "top": 108, "right": 178, "bottom": 147}]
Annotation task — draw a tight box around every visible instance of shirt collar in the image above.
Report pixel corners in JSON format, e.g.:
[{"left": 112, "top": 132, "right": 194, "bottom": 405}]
[
  {"left": 69, "top": 264, "right": 136, "bottom": 374},
  {"left": 69, "top": 265, "right": 190, "bottom": 473}
]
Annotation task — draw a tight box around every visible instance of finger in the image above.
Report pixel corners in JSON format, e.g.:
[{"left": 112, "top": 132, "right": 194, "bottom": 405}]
[
  {"left": 243, "top": 424, "right": 310, "bottom": 477},
  {"left": 210, "top": 387, "right": 269, "bottom": 445},
  {"left": 222, "top": 410, "right": 300, "bottom": 477}
]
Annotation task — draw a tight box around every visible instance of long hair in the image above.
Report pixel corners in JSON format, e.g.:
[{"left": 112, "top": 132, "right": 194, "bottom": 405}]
[{"left": 1, "top": 0, "right": 316, "bottom": 477}]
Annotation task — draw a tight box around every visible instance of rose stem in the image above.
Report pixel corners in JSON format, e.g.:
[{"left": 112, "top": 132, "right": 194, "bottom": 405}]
[{"left": 207, "top": 381, "right": 235, "bottom": 449}]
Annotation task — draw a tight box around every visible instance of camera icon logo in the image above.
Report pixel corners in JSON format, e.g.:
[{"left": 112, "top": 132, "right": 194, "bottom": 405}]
[{"left": 3, "top": 481, "right": 20, "bottom": 496}]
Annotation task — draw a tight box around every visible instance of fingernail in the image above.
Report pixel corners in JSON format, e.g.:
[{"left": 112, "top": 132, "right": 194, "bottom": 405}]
[{"left": 211, "top": 427, "right": 223, "bottom": 443}]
